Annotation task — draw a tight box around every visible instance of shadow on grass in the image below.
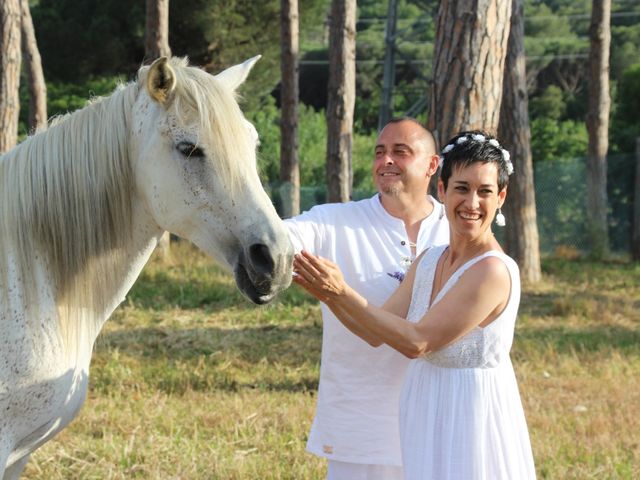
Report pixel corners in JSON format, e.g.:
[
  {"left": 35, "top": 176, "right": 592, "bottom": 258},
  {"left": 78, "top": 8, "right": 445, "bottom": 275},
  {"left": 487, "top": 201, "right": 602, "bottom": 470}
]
[
  {"left": 542, "top": 257, "right": 640, "bottom": 278},
  {"left": 515, "top": 324, "right": 640, "bottom": 355},
  {"left": 127, "top": 269, "right": 316, "bottom": 313},
  {"left": 98, "top": 323, "right": 322, "bottom": 362},
  {"left": 93, "top": 323, "right": 323, "bottom": 394},
  {"left": 521, "top": 289, "right": 640, "bottom": 319},
  {"left": 520, "top": 291, "right": 561, "bottom": 317}
]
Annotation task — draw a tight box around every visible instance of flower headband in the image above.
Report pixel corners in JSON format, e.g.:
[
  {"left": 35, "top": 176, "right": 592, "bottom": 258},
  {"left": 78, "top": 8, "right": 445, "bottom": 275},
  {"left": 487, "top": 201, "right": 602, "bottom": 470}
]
[{"left": 439, "top": 133, "right": 514, "bottom": 175}]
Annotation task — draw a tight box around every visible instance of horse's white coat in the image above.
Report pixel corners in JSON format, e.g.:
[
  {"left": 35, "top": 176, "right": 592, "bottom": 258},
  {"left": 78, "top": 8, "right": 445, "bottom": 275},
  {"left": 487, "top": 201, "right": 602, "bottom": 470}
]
[{"left": 0, "top": 57, "right": 292, "bottom": 478}]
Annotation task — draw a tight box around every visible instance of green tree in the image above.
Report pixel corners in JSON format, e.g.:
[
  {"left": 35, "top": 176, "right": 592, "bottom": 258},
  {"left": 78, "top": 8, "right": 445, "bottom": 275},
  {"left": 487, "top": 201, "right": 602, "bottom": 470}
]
[
  {"left": 247, "top": 97, "right": 375, "bottom": 192},
  {"left": 530, "top": 117, "right": 588, "bottom": 162},
  {"left": 611, "top": 62, "right": 640, "bottom": 154},
  {"left": 529, "top": 85, "right": 565, "bottom": 120},
  {"left": 354, "top": 0, "right": 437, "bottom": 133},
  {"left": 32, "top": 0, "right": 326, "bottom": 109},
  {"left": 32, "top": 0, "right": 145, "bottom": 80},
  {"left": 611, "top": 23, "right": 640, "bottom": 79}
]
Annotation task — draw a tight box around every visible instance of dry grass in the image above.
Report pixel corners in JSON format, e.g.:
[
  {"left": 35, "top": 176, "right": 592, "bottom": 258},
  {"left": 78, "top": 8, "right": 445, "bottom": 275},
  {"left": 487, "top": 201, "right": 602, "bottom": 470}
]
[
  {"left": 21, "top": 243, "right": 640, "bottom": 479},
  {"left": 514, "top": 259, "right": 640, "bottom": 479}
]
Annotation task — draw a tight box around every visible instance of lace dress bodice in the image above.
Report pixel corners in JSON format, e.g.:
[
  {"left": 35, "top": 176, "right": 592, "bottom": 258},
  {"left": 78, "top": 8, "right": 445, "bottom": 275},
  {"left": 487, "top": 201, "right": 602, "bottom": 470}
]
[{"left": 406, "top": 245, "right": 521, "bottom": 369}]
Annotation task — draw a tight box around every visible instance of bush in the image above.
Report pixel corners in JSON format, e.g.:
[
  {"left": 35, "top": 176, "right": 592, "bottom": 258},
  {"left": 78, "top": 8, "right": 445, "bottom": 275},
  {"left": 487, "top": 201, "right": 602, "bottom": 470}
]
[{"left": 530, "top": 117, "right": 588, "bottom": 163}]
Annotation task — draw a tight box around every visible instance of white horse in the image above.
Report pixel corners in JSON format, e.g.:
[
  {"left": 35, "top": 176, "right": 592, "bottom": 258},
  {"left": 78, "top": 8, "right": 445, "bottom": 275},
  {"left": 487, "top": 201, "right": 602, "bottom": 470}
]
[{"left": 0, "top": 56, "right": 293, "bottom": 478}]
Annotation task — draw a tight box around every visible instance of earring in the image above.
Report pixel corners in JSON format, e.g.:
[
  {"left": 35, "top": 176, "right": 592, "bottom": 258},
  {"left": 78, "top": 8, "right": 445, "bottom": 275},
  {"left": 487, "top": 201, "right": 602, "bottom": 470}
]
[{"left": 495, "top": 208, "right": 506, "bottom": 227}]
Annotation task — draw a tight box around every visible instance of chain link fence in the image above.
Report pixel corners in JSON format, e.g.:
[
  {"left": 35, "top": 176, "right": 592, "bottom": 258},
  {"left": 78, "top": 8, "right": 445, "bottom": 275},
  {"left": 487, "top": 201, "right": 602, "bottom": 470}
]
[{"left": 535, "top": 153, "right": 635, "bottom": 255}]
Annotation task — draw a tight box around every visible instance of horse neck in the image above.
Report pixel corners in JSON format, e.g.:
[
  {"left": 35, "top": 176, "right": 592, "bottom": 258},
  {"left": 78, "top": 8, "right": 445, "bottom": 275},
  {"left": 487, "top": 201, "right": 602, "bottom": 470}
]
[
  {"left": 69, "top": 204, "right": 163, "bottom": 359},
  {"left": 0, "top": 82, "right": 160, "bottom": 364}
]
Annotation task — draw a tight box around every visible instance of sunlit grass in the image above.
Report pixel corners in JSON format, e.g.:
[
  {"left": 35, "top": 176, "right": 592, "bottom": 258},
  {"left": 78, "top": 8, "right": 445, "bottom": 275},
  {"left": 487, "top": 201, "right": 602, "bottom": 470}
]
[{"left": 23, "top": 242, "right": 640, "bottom": 479}]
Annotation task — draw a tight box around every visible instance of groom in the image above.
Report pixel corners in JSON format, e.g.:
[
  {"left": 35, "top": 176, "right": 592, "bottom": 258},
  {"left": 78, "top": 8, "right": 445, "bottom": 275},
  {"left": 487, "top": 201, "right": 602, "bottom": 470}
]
[{"left": 285, "top": 117, "right": 449, "bottom": 479}]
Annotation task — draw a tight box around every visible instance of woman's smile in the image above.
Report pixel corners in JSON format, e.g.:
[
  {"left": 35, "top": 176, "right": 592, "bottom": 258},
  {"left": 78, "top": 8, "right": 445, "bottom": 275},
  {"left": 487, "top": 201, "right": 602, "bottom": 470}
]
[{"left": 458, "top": 211, "right": 482, "bottom": 221}]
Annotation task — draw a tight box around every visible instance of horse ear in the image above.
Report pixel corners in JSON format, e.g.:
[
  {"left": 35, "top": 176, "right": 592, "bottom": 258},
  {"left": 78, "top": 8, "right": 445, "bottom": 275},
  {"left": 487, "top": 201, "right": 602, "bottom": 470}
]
[
  {"left": 214, "top": 55, "right": 261, "bottom": 91},
  {"left": 146, "top": 57, "right": 177, "bottom": 105}
]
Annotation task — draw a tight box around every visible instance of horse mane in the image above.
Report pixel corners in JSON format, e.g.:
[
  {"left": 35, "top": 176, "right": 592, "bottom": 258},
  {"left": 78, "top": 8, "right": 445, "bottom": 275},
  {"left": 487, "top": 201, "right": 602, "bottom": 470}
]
[
  {"left": 0, "top": 82, "right": 138, "bottom": 353},
  {"left": 0, "top": 57, "right": 257, "bottom": 356}
]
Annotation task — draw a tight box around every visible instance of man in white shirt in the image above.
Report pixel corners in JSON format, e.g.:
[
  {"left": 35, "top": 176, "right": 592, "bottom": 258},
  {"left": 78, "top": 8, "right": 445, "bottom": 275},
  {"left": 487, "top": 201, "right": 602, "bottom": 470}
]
[{"left": 286, "top": 117, "right": 449, "bottom": 479}]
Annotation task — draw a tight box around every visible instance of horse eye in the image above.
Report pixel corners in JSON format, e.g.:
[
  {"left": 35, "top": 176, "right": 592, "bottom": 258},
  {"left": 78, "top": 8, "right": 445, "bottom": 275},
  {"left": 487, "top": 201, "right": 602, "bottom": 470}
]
[{"left": 176, "top": 141, "right": 205, "bottom": 159}]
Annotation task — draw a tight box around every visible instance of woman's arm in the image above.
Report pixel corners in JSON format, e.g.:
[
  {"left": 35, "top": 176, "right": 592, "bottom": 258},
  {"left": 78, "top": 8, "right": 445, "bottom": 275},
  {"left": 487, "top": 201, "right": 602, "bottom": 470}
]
[
  {"left": 293, "top": 250, "right": 429, "bottom": 356},
  {"left": 293, "top": 251, "right": 511, "bottom": 358},
  {"left": 292, "top": 250, "right": 416, "bottom": 346},
  {"left": 293, "top": 249, "right": 423, "bottom": 347},
  {"left": 324, "top": 301, "right": 384, "bottom": 347},
  {"left": 412, "top": 256, "right": 511, "bottom": 351}
]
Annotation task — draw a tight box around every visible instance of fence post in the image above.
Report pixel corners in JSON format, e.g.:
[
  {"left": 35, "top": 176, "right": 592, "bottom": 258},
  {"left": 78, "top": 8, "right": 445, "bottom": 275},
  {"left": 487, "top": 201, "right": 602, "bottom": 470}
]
[{"left": 633, "top": 137, "right": 640, "bottom": 261}]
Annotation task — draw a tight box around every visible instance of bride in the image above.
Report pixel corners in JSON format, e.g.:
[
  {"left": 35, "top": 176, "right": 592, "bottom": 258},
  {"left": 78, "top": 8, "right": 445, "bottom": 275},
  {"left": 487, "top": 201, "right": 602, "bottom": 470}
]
[{"left": 293, "top": 131, "right": 536, "bottom": 479}]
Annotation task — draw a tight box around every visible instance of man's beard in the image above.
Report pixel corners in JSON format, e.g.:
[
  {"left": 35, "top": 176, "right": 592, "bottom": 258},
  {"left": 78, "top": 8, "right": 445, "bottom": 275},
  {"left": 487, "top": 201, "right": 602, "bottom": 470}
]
[{"left": 380, "top": 183, "right": 403, "bottom": 197}]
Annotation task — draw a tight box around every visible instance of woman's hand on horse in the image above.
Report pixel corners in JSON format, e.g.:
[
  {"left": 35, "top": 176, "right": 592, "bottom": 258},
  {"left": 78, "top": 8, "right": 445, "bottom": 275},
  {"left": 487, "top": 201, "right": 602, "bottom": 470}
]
[{"left": 293, "top": 251, "right": 347, "bottom": 303}]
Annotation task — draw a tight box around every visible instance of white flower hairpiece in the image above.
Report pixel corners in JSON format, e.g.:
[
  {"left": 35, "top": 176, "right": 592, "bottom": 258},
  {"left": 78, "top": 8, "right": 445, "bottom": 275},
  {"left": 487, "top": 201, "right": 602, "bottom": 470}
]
[
  {"left": 440, "top": 135, "right": 514, "bottom": 175},
  {"left": 438, "top": 143, "right": 453, "bottom": 168},
  {"left": 502, "top": 149, "right": 514, "bottom": 175}
]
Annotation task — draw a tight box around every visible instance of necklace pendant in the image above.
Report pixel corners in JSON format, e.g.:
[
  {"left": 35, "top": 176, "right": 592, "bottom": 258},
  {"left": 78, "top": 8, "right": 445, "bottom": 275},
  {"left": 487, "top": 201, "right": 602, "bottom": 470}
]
[{"left": 400, "top": 256, "right": 413, "bottom": 268}]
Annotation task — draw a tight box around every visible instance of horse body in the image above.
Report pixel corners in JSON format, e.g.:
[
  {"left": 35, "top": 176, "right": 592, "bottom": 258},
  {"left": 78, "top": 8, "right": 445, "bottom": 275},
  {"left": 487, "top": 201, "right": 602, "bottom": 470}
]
[
  {"left": 0, "top": 57, "right": 293, "bottom": 478},
  {"left": 1, "top": 221, "right": 159, "bottom": 475}
]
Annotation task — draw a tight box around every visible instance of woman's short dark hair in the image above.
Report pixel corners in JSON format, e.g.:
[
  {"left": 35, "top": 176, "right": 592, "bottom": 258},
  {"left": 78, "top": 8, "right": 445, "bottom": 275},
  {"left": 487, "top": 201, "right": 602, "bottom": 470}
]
[{"left": 439, "top": 130, "right": 512, "bottom": 192}]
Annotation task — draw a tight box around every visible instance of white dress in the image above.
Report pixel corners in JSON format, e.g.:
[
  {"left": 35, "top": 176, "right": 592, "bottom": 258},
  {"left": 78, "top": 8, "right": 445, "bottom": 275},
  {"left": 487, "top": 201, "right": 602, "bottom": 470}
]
[{"left": 400, "top": 245, "right": 536, "bottom": 479}]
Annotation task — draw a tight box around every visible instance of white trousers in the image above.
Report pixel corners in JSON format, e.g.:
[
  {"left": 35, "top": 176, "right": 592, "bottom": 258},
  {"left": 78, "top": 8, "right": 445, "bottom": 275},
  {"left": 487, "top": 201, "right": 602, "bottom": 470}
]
[{"left": 327, "top": 459, "right": 404, "bottom": 480}]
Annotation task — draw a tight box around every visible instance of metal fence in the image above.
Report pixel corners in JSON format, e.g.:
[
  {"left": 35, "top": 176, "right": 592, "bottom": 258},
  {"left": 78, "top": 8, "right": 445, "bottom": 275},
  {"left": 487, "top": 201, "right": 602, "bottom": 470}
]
[
  {"left": 535, "top": 153, "right": 635, "bottom": 255},
  {"left": 271, "top": 153, "right": 637, "bottom": 256}
]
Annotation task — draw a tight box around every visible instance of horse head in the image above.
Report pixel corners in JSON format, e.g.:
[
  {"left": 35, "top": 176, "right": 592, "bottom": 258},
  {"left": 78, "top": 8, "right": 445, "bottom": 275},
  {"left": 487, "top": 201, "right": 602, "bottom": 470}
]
[{"left": 130, "top": 57, "right": 293, "bottom": 304}]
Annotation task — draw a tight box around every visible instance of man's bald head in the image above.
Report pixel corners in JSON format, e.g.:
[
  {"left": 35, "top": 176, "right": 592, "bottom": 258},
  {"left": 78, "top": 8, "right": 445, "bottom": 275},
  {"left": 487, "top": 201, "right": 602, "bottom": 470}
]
[{"left": 380, "top": 117, "right": 437, "bottom": 156}]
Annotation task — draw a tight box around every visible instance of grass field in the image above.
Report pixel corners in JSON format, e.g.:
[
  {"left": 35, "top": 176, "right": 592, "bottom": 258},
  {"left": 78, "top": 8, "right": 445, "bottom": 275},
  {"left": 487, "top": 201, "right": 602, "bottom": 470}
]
[{"left": 22, "top": 242, "right": 640, "bottom": 479}]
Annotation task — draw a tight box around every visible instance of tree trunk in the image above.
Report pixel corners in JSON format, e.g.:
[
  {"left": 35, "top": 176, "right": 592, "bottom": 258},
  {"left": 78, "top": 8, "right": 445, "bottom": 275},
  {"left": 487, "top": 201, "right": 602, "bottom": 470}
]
[
  {"left": 586, "top": 0, "right": 611, "bottom": 259},
  {"left": 633, "top": 137, "right": 640, "bottom": 261},
  {"left": 145, "top": 0, "right": 171, "bottom": 60},
  {"left": 20, "top": 0, "right": 47, "bottom": 134},
  {"left": 427, "top": 0, "right": 512, "bottom": 148},
  {"left": 146, "top": 0, "right": 172, "bottom": 257},
  {"left": 378, "top": 0, "right": 398, "bottom": 131},
  {"left": 279, "top": 0, "right": 300, "bottom": 218},
  {"left": 325, "top": 0, "right": 356, "bottom": 203},
  {"left": 499, "top": 0, "right": 541, "bottom": 283},
  {"left": 0, "top": 0, "right": 22, "bottom": 153}
]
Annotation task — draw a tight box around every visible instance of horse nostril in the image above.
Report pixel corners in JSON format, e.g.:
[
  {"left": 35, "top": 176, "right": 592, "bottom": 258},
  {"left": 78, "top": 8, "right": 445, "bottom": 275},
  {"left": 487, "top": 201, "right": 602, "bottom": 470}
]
[{"left": 248, "top": 243, "right": 275, "bottom": 276}]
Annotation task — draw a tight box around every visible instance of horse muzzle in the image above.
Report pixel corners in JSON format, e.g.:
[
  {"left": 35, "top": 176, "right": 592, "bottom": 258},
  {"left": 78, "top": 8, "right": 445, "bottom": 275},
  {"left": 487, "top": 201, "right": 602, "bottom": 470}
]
[{"left": 234, "top": 242, "right": 293, "bottom": 304}]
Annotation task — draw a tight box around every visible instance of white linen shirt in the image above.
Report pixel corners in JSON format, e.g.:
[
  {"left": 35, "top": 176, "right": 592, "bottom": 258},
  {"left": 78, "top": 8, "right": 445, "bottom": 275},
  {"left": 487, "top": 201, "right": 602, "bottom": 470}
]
[{"left": 285, "top": 194, "right": 449, "bottom": 465}]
